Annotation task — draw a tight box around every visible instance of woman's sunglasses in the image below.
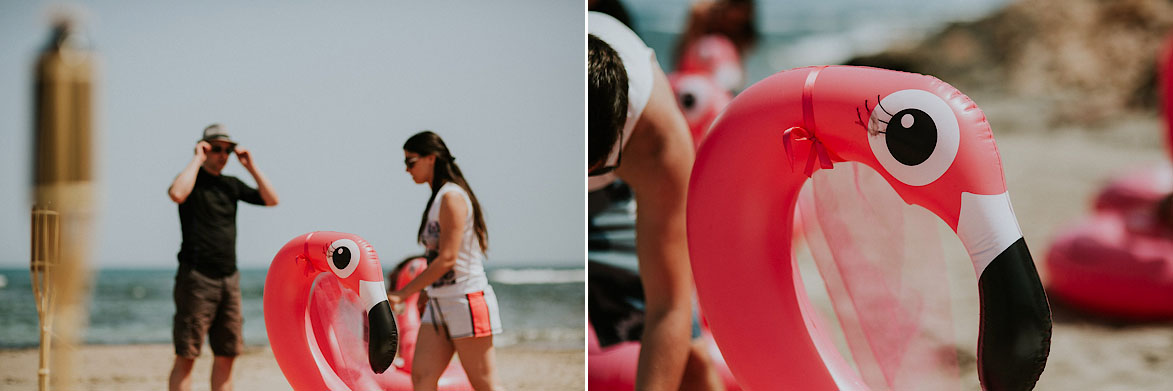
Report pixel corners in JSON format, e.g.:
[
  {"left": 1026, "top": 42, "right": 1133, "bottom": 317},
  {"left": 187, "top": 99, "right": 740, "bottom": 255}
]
[{"left": 405, "top": 156, "right": 421, "bottom": 169}]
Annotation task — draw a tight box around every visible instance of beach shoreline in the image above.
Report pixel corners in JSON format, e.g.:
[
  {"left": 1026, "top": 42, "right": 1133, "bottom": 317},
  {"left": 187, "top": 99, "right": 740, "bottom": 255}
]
[{"left": 0, "top": 343, "right": 584, "bottom": 390}]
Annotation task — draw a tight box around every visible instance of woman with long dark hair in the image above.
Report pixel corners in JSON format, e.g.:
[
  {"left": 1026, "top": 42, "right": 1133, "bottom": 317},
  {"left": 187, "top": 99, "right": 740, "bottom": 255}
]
[{"left": 387, "top": 131, "right": 502, "bottom": 391}]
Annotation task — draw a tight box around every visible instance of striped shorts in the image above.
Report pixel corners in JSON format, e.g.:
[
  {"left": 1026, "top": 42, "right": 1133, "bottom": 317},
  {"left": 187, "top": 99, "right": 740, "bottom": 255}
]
[{"left": 421, "top": 286, "right": 504, "bottom": 340}]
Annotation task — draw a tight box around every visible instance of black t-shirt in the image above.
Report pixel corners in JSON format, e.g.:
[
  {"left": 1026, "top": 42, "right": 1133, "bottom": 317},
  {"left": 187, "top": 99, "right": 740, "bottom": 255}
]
[{"left": 177, "top": 168, "right": 264, "bottom": 278}]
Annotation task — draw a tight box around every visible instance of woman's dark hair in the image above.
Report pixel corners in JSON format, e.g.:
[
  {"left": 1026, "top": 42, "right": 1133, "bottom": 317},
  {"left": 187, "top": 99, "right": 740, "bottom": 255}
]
[
  {"left": 674, "top": 0, "right": 759, "bottom": 65},
  {"left": 588, "top": 34, "right": 628, "bottom": 169},
  {"left": 721, "top": 0, "right": 759, "bottom": 54},
  {"left": 404, "top": 131, "right": 489, "bottom": 251}
]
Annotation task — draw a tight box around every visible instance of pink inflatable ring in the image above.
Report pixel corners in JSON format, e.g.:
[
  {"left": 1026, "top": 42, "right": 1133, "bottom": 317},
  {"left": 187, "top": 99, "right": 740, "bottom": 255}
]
[
  {"left": 264, "top": 232, "right": 399, "bottom": 390},
  {"left": 687, "top": 66, "right": 1051, "bottom": 390}
]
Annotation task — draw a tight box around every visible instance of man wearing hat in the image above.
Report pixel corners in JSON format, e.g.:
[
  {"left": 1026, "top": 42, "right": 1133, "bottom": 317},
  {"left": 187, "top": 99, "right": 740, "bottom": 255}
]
[{"left": 166, "top": 123, "right": 279, "bottom": 391}]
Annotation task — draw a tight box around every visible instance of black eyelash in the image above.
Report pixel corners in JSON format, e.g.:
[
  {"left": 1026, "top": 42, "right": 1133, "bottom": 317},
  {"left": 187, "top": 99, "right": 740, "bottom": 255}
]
[
  {"left": 876, "top": 94, "right": 894, "bottom": 116},
  {"left": 854, "top": 98, "right": 873, "bottom": 130},
  {"left": 855, "top": 97, "right": 889, "bottom": 134}
]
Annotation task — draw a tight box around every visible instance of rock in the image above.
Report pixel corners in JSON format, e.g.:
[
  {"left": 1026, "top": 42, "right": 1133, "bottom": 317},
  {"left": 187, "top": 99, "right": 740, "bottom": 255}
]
[{"left": 847, "top": 0, "right": 1173, "bottom": 127}]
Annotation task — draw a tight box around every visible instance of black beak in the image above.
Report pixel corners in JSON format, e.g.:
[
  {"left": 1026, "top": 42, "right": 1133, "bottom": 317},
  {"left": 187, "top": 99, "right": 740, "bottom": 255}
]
[
  {"left": 976, "top": 238, "right": 1052, "bottom": 390},
  {"left": 367, "top": 300, "right": 398, "bottom": 374}
]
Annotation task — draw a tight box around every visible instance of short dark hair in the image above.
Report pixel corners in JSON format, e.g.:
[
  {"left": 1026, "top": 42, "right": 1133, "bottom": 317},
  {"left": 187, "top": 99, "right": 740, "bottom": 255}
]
[{"left": 588, "top": 34, "right": 628, "bottom": 169}]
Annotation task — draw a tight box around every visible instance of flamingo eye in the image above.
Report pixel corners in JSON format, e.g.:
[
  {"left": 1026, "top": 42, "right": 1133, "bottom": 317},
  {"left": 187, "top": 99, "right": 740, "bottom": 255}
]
[
  {"left": 327, "top": 239, "right": 360, "bottom": 278},
  {"left": 681, "top": 92, "right": 697, "bottom": 110},
  {"left": 866, "top": 89, "right": 960, "bottom": 186},
  {"left": 674, "top": 75, "right": 712, "bottom": 121}
]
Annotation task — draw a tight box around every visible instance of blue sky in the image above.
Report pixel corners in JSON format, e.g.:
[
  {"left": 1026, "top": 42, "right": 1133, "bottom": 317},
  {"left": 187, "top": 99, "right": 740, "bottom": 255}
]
[{"left": 0, "top": 1, "right": 585, "bottom": 268}]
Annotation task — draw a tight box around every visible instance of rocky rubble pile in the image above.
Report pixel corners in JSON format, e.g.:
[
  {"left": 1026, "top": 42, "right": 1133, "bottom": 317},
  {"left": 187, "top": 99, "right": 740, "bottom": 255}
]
[{"left": 849, "top": 0, "right": 1173, "bottom": 126}]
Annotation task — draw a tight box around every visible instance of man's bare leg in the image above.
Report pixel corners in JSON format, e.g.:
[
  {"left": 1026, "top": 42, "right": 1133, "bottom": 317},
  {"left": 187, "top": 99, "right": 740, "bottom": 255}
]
[
  {"left": 169, "top": 356, "right": 196, "bottom": 391},
  {"left": 211, "top": 355, "right": 235, "bottom": 391}
]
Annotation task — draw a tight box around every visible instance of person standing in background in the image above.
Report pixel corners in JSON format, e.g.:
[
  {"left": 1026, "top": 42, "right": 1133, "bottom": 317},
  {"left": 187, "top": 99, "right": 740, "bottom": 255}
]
[{"left": 166, "top": 124, "right": 279, "bottom": 391}]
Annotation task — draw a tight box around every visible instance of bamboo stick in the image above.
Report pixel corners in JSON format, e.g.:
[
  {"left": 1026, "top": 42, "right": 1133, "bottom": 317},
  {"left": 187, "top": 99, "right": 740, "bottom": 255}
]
[{"left": 30, "top": 208, "right": 59, "bottom": 391}]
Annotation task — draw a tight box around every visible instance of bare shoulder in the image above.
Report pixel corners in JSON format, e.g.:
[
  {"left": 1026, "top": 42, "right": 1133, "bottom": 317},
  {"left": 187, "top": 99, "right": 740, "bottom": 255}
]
[
  {"left": 441, "top": 190, "right": 463, "bottom": 203},
  {"left": 617, "top": 62, "right": 694, "bottom": 190},
  {"left": 440, "top": 190, "right": 468, "bottom": 216}
]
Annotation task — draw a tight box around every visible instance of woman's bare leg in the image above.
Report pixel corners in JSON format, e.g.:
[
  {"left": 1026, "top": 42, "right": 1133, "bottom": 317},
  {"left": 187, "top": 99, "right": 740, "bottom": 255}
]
[
  {"left": 412, "top": 324, "right": 456, "bottom": 391},
  {"left": 452, "top": 335, "right": 501, "bottom": 391}
]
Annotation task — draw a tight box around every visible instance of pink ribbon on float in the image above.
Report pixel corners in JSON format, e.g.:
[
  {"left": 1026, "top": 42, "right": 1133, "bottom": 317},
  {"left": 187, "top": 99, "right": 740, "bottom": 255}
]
[
  {"left": 782, "top": 66, "right": 834, "bottom": 178},
  {"left": 782, "top": 126, "right": 833, "bottom": 177}
]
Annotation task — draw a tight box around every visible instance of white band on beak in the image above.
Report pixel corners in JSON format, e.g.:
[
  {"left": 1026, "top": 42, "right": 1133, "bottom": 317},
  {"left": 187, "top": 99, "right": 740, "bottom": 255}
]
[
  {"left": 957, "top": 191, "right": 1023, "bottom": 275},
  {"left": 359, "top": 280, "right": 389, "bottom": 311}
]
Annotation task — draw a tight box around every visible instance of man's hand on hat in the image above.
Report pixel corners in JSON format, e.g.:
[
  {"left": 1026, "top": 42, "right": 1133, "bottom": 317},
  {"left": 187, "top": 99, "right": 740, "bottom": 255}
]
[
  {"left": 194, "top": 140, "right": 211, "bottom": 162},
  {"left": 235, "top": 146, "right": 254, "bottom": 170}
]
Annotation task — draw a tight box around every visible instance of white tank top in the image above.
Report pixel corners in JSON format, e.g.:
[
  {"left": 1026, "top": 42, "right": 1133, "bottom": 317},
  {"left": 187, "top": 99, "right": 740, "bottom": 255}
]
[
  {"left": 422, "top": 182, "right": 489, "bottom": 297},
  {"left": 588, "top": 11, "right": 656, "bottom": 191}
]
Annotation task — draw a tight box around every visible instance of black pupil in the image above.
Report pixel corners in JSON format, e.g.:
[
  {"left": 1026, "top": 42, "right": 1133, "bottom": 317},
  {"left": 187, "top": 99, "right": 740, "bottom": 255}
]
[
  {"left": 332, "top": 247, "right": 351, "bottom": 269},
  {"left": 681, "top": 93, "right": 696, "bottom": 110},
  {"left": 885, "top": 108, "right": 936, "bottom": 166}
]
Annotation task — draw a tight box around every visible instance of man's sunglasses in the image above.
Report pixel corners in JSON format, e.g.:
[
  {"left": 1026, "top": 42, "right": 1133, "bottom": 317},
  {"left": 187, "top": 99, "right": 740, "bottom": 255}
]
[{"left": 210, "top": 145, "right": 234, "bottom": 154}]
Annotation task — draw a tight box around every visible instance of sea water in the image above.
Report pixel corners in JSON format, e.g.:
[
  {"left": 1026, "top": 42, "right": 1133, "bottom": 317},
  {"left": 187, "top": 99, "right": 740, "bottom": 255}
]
[{"left": 0, "top": 267, "right": 584, "bottom": 350}]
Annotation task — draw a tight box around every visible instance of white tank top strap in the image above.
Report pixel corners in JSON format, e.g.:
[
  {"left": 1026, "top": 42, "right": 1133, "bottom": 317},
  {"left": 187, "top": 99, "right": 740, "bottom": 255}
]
[
  {"left": 588, "top": 11, "right": 657, "bottom": 191},
  {"left": 433, "top": 183, "right": 473, "bottom": 221}
]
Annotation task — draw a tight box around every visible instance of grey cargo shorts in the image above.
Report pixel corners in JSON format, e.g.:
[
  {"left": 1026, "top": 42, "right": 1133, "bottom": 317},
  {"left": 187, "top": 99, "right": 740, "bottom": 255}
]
[{"left": 172, "top": 265, "right": 243, "bottom": 357}]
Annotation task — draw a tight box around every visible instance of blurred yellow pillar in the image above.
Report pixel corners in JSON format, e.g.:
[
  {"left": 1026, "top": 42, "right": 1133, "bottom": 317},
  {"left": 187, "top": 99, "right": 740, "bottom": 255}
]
[{"left": 31, "top": 15, "right": 98, "bottom": 391}]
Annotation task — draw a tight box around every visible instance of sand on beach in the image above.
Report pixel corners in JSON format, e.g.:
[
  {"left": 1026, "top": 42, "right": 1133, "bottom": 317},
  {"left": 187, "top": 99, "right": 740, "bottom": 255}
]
[{"left": 0, "top": 344, "right": 583, "bottom": 391}]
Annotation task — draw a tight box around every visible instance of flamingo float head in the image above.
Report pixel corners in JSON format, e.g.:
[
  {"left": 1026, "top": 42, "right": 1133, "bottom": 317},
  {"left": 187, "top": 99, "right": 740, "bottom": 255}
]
[
  {"left": 669, "top": 71, "right": 732, "bottom": 148},
  {"left": 678, "top": 34, "right": 744, "bottom": 91},
  {"left": 264, "top": 231, "right": 398, "bottom": 390},
  {"left": 687, "top": 66, "right": 1051, "bottom": 390}
]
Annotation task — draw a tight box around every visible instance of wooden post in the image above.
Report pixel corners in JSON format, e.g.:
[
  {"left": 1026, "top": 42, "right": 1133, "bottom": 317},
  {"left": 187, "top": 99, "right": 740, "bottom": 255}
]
[{"left": 31, "top": 15, "right": 97, "bottom": 391}]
